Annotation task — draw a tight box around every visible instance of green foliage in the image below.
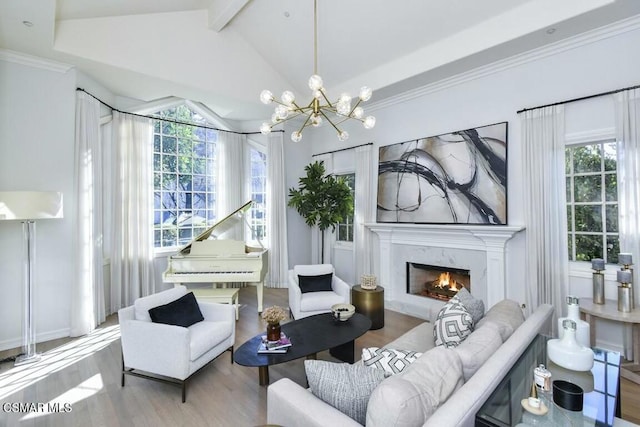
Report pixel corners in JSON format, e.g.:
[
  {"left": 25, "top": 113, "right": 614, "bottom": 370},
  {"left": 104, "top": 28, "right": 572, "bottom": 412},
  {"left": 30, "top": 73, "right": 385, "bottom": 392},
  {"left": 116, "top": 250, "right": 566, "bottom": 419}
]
[{"left": 288, "top": 161, "right": 354, "bottom": 232}]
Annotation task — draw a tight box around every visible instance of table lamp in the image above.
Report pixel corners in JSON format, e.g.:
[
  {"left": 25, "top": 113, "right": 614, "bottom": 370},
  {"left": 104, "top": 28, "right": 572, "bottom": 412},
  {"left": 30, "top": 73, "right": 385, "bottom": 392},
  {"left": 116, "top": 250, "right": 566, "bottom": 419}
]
[{"left": 0, "top": 191, "right": 63, "bottom": 366}]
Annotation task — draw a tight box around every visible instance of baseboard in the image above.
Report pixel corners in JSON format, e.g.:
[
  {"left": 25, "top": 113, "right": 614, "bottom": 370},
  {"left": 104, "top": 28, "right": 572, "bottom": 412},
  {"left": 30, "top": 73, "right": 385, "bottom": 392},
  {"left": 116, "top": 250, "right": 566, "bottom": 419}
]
[{"left": 0, "top": 328, "right": 71, "bottom": 353}]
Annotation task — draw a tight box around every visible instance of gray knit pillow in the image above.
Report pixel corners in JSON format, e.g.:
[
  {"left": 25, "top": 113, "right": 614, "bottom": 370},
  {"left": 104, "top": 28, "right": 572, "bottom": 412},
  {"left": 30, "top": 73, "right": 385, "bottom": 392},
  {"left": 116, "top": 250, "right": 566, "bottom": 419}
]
[
  {"left": 451, "top": 287, "right": 485, "bottom": 324},
  {"left": 304, "top": 360, "right": 386, "bottom": 424}
]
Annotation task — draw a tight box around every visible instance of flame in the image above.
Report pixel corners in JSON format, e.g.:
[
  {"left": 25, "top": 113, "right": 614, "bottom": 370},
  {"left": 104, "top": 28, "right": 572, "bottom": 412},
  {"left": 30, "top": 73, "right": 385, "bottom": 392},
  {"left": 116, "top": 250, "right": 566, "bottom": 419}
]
[{"left": 436, "top": 272, "right": 460, "bottom": 292}]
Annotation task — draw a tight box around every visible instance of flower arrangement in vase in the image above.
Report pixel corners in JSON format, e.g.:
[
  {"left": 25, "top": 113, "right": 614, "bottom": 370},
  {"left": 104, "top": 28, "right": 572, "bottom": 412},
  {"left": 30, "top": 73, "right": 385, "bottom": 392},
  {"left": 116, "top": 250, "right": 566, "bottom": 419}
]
[{"left": 262, "top": 306, "right": 288, "bottom": 342}]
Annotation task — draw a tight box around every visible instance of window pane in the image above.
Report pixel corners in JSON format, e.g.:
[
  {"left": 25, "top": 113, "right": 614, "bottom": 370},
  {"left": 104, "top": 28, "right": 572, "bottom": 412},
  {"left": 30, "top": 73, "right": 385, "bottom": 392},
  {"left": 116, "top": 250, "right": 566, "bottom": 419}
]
[
  {"left": 566, "top": 205, "right": 573, "bottom": 232},
  {"left": 606, "top": 205, "right": 618, "bottom": 232},
  {"left": 604, "top": 142, "right": 617, "bottom": 171},
  {"left": 565, "top": 148, "right": 572, "bottom": 174},
  {"left": 162, "top": 137, "right": 176, "bottom": 153},
  {"left": 574, "top": 205, "right": 602, "bottom": 232},
  {"left": 574, "top": 175, "right": 601, "bottom": 202},
  {"left": 605, "top": 174, "right": 617, "bottom": 201},
  {"left": 606, "top": 236, "right": 619, "bottom": 264},
  {"left": 162, "top": 154, "right": 177, "bottom": 172},
  {"left": 575, "top": 235, "right": 603, "bottom": 262},
  {"left": 573, "top": 145, "right": 602, "bottom": 173}
]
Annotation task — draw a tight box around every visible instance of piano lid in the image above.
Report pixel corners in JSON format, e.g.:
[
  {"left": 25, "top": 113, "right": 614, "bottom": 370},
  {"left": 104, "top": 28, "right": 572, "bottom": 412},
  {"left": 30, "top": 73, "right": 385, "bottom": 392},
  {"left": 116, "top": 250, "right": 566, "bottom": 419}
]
[{"left": 177, "top": 200, "right": 253, "bottom": 256}]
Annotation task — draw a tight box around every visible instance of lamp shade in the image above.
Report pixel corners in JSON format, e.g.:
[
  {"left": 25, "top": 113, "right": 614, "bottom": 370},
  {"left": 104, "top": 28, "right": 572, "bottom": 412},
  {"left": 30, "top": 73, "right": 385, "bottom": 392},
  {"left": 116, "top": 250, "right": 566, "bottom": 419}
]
[{"left": 0, "top": 191, "right": 63, "bottom": 220}]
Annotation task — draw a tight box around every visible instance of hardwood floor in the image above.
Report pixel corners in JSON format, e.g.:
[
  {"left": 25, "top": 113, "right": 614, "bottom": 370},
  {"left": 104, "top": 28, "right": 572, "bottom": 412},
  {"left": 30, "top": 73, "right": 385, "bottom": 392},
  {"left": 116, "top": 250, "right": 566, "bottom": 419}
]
[{"left": 0, "top": 287, "right": 638, "bottom": 426}]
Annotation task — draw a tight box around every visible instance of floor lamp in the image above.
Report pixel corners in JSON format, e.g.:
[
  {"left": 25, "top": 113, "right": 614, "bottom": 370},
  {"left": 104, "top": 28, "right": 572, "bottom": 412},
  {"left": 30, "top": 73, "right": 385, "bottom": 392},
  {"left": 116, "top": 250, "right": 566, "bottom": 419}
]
[{"left": 0, "top": 191, "right": 63, "bottom": 366}]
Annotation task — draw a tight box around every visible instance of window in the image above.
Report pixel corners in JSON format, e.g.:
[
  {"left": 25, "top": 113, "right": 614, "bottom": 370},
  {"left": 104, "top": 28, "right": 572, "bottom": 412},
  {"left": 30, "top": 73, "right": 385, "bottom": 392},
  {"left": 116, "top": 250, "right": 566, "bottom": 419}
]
[
  {"left": 153, "top": 105, "right": 217, "bottom": 248},
  {"left": 248, "top": 145, "right": 267, "bottom": 242},
  {"left": 565, "top": 141, "right": 619, "bottom": 263},
  {"left": 336, "top": 173, "right": 355, "bottom": 242}
]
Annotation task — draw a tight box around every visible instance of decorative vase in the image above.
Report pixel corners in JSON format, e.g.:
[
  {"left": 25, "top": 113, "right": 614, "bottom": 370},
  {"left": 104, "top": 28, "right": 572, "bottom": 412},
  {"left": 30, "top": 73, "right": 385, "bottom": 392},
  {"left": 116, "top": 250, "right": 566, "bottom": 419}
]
[
  {"left": 361, "top": 274, "right": 377, "bottom": 290},
  {"left": 266, "top": 322, "right": 281, "bottom": 342},
  {"left": 557, "top": 296, "right": 590, "bottom": 348},
  {"left": 547, "top": 320, "right": 594, "bottom": 372},
  {"left": 591, "top": 258, "right": 605, "bottom": 304}
]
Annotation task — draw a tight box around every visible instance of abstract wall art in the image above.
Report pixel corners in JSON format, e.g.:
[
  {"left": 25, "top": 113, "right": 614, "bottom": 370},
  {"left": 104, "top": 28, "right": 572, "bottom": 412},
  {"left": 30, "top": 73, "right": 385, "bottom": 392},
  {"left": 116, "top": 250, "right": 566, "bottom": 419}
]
[{"left": 377, "top": 122, "right": 508, "bottom": 225}]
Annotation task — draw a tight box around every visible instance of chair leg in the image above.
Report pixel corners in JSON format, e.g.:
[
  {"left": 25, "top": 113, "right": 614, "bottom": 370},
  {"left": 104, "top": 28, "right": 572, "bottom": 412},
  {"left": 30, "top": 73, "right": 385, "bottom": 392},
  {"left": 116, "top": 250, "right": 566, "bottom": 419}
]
[
  {"left": 182, "top": 380, "right": 186, "bottom": 403},
  {"left": 121, "top": 351, "right": 125, "bottom": 387},
  {"left": 229, "top": 346, "right": 234, "bottom": 364}
]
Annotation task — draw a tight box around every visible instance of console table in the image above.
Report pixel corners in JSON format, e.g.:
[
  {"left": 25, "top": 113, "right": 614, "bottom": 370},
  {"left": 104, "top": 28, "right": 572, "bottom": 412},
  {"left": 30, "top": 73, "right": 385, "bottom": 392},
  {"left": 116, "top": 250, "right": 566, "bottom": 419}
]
[
  {"left": 476, "top": 334, "right": 621, "bottom": 426},
  {"left": 580, "top": 298, "right": 640, "bottom": 385}
]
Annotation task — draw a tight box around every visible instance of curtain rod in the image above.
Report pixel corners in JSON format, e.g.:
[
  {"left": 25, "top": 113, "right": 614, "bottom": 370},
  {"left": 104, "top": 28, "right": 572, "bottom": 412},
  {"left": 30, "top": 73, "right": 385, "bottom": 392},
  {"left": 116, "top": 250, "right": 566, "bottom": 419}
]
[
  {"left": 517, "top": 82, "right": 640, "bottom": 114},
  {"left": 312, "top": 142, "right": 374, "bottom": 157},
  {"left": 75, "top": 88, "right": 283, "bottom": 136}
]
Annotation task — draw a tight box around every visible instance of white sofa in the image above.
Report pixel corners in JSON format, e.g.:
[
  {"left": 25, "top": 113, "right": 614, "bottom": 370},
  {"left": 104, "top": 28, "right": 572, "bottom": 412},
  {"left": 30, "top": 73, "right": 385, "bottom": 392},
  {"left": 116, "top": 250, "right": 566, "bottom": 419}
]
[{"left": 267, "top": 300, "right": 554, "bottom": 426}]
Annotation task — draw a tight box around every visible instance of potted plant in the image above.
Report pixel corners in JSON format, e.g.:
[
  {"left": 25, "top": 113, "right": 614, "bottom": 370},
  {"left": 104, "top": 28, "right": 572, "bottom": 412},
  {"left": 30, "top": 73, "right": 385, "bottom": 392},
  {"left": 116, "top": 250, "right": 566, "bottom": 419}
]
[{"left": 288, "top": 161, "right": 354, "bottom": 263}]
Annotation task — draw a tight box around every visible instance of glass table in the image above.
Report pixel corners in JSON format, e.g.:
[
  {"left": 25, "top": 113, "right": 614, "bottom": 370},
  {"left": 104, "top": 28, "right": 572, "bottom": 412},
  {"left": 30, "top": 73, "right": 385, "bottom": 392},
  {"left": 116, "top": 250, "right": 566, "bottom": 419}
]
[{"left": 476, "top": 334, "right": 621, "bottom": 426}]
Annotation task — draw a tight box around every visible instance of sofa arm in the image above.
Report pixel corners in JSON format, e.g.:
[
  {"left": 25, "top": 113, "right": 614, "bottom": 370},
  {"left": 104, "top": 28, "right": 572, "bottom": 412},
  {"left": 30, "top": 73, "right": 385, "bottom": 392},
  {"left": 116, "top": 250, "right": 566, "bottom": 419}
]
[
  {"left": 332, "top": 275, "right": 351, "bottom": 300},
  {"left": 119, "top": 319, "right": 191, "bottom": 379},
  {"left": 199, "top": 301, "right": 235, "bottom": 323},
  {"left": 267, "top": 378, "right": 361, "bottom": 427},
  {"left": 288, "top": 270, "right": 302, "bottom": 316}
]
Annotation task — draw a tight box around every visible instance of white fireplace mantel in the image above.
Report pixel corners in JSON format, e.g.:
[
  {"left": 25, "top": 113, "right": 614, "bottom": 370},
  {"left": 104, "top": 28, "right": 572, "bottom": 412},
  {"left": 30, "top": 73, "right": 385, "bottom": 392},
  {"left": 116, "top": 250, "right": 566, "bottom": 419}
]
[{"left": 365, "top": 223, "right": 525, "bottom": 315}]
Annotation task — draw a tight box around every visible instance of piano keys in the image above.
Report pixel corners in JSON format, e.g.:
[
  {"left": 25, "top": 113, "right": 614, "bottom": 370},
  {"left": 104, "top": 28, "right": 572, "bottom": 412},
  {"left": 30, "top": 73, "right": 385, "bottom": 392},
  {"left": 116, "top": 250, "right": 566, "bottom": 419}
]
[{"left": 162, "top": 201, "right": 269, "bottom": 313}]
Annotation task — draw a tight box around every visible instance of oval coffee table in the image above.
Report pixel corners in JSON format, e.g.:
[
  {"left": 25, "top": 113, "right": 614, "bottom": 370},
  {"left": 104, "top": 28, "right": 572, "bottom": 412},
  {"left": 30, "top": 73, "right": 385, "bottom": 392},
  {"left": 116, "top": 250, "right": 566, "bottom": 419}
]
[{"left": 234, "top": 312, "right": 371, "bottom": 385}]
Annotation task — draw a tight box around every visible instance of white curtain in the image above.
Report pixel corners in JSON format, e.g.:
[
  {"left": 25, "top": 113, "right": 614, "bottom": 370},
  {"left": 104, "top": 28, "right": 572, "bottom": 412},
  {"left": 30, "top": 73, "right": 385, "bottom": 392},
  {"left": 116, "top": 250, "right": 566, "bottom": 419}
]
[
  {"left": 354, "top": 144, "right": 374, "bottom": 281},
  {"left": 110, "top": 112, "right": 155, "bottom": 310},
  {"left": 521, "top": 105, "right": 568, "bottom": 329},
  {"left": 266, "top": 132, "right": 289, "bottom": 287},
  {"left": 217, "top": 131, "right": 245, "bottom": 239},
  {"left": 615, "top": 88, "right": 640, "bottom": 308},
  {"left": 71, "top": 92, "right": 104, "bottom": 336},
  {"left": 312, "top": 153, "right": 333, "bottom": 264}
]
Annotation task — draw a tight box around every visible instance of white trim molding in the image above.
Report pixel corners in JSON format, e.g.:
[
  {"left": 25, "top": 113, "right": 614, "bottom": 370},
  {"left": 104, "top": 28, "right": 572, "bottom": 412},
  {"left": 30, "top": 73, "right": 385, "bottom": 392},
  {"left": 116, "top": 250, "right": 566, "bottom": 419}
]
[{"left": 0, "top": 49, "right": 74, "bottom": 73}]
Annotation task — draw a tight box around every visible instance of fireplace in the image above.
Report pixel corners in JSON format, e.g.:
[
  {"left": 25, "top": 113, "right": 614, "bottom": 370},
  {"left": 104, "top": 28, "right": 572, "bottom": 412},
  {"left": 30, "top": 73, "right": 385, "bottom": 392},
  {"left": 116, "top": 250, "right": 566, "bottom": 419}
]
[{"left": 406, "top": 262, "right": 471, "bottom": 301}]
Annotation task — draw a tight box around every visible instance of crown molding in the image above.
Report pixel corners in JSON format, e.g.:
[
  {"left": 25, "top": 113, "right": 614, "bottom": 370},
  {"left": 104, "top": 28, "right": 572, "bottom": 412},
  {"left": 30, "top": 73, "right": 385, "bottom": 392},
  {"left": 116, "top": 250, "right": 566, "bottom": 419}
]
[
  {"left": 369, "top": 15, "right": 640, "bottom": 112},
  {"left": 0, "top": 49, "right": 74, "bottom": 73}
]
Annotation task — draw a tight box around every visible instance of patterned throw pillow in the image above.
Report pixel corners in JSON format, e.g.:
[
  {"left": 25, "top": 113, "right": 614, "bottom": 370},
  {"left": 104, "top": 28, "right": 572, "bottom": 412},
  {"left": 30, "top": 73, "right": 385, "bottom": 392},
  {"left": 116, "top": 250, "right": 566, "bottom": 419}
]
[
  {"left": 362, "top": 347, "right": 423, "bottom": 376},
  {"left": 304, "top": 360, "right": 386, "bottom": 425},
  {"left": 433, "top": 301, "right": 474, "bottom": 348},
  {"left": 450, "top": 287, "right": 485, "bottom": 324}
]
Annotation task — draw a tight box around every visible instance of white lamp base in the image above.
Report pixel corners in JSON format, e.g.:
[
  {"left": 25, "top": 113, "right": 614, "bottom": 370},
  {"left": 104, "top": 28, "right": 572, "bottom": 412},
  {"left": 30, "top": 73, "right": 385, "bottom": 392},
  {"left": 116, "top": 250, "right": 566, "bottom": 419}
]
[{"left": 14, "top": 353, "right": 41, "bottom": 366}]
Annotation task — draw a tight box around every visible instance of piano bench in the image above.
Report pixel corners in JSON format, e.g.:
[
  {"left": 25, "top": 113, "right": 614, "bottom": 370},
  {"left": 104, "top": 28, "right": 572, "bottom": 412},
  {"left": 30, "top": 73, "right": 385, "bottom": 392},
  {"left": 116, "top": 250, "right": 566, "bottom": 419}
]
[{"left": 191, "top": 288, "right": 240, "bottom": 320}]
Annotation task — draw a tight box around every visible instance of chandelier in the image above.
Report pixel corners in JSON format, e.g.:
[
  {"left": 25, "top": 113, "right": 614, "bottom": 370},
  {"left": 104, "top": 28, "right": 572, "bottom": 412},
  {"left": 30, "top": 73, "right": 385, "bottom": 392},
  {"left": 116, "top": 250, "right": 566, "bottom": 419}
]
[{"left": 259, "top": 0, "right": 376, "bottom": 142}]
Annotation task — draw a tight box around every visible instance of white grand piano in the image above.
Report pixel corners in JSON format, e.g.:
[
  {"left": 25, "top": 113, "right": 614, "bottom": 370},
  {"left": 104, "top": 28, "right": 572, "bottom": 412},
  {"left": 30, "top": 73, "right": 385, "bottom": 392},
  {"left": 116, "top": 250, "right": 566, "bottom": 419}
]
[{"left": 162, "top": 201, "right": 268, "bottom": 313}]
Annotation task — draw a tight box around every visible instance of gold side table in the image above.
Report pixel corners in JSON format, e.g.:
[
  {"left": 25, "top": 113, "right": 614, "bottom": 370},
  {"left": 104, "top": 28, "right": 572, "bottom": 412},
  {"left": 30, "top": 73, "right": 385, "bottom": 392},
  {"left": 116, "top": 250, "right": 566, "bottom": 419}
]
[{"left": 351, "top": 285, "right": 384, "bottom": 330}]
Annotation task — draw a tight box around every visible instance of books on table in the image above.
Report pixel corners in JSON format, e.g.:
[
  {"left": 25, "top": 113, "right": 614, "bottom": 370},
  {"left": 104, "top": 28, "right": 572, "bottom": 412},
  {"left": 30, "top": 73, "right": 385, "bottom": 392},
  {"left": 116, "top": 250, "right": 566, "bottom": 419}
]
[{"left": 257, "top": 333, "right": 292, "bottom": 354}]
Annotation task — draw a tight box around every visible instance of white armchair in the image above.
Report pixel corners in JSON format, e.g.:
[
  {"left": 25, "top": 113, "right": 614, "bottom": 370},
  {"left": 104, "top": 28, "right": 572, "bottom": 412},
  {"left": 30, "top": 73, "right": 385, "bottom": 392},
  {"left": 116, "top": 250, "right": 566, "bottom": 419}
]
[
  {"left": 118, "top": 285, "right": 235, "bottom": 402},
  {"left": 288, "top": 264, "right": 351, "bottom": 319}
]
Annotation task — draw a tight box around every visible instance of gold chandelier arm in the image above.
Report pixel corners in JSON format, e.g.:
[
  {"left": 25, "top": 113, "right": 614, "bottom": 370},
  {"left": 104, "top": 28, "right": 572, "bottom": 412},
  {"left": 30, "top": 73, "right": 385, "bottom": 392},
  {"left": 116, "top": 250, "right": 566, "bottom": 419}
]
[
  {"left": 319, "top": 109, "right": 343, "bottom": 134},
  {"left": 297, "top": 113, "right": 314, "bottom": 133},
  {"left": 348, "top": 98, "right": 363, "bottom": 116},
  {"left": 319, "top": 89, "right": 334, "bottom": 108}
]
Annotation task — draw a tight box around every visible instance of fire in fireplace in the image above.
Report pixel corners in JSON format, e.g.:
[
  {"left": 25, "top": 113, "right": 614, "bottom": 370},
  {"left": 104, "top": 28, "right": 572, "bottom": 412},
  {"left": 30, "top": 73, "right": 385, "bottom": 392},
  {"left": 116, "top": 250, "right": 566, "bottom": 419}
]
[{"left": 406, "top": 262, "right": 471, "bottom": 301}]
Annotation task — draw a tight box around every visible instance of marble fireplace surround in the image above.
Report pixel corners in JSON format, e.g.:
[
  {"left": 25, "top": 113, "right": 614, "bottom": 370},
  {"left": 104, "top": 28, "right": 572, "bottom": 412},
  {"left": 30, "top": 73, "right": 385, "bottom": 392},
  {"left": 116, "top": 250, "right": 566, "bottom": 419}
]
[{"left": 366, "top": 223, "right": 524, "bottom": 321}]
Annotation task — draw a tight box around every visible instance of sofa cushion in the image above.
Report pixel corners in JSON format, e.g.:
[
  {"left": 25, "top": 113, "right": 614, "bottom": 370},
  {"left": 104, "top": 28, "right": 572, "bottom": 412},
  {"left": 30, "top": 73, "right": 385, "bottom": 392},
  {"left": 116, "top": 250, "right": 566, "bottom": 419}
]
[
  {"left": 366, "top": 346, "right": 465, "bottom": 427},
  {"left": 188, "top": 320, "right": 233, "bottom": 361},
  {"left": 433, "top": 301, "right": 474, "bottom": 348},
  {"left": 453, "top": 321, "right": 503, "bottom": 381},
  {"left": 299, "top": 291, "right": 344, "bottom": 312},
  {"left": 134, "top": 286, "right": 188, "bottom": 322},
  {"left": 476, "top": 299, "right": 524, "bottom": 342},
  {"left": 298, "top": 273, "right": 333, "bottom": 293},
  {"left": 362, "top": 347, "right": 423, "bottom": 376},
  {"left": 386, "top": 322, "right": 436, "bottom": 354},
  {"left": 451, "top": 287, "right": 485, "bottom": 324},
  {"left": 304, "top": 360, "right": 386, "bottom": 425},
  {"left": 149, "top": 291, "right": 204, "bottom": 327}
]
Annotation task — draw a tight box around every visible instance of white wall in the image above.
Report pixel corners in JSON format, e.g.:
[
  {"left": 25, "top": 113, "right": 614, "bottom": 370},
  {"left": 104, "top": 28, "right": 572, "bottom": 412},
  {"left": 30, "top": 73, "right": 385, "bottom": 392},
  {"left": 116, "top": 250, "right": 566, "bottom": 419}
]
[
  {"left": 0, "top": 58, "right": 76, "bottom": 350},
  {"left": 299, "top": 22, "right": 640, "bottom": 352}
]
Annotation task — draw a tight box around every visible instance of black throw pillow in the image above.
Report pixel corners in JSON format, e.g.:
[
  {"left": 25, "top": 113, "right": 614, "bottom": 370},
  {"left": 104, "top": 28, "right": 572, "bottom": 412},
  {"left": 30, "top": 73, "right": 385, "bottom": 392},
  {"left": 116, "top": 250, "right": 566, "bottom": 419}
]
[
  {"left": 298, "top": 273, "right": 333, "bottom": 293},
  {"left": 148, "top": 292, "right": 204, "bottom": 327}
]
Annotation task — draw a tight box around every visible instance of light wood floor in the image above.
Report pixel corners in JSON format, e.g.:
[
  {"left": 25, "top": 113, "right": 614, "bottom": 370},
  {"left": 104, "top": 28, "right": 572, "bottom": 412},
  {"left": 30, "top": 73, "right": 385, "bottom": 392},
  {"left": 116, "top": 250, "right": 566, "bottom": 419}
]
[{"left": 0, "top": 287, "right": 639, "bottom": 426}]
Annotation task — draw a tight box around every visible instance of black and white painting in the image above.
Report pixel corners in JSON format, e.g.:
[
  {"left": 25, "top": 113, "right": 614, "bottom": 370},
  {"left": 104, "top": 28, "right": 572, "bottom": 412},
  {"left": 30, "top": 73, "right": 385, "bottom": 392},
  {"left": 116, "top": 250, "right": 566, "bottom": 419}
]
[{"left": 377, "top": 122, "right": 507, "bottom": 225}]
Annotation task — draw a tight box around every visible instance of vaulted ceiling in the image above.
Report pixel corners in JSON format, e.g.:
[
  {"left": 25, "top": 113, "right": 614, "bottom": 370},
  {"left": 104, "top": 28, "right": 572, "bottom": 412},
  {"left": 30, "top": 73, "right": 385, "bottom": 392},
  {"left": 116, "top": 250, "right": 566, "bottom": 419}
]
[{"left": 2, "top": 0, "right": 640, "bottom": 122}]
